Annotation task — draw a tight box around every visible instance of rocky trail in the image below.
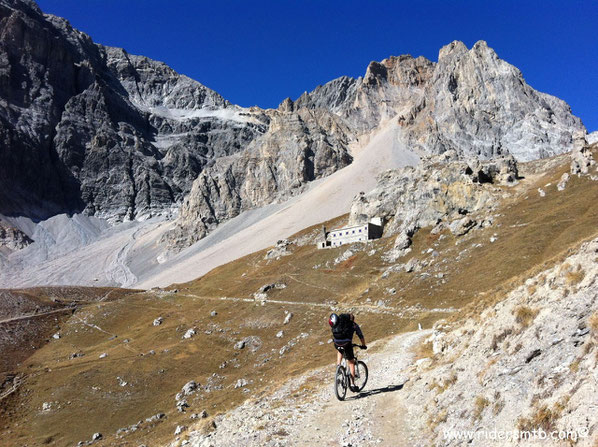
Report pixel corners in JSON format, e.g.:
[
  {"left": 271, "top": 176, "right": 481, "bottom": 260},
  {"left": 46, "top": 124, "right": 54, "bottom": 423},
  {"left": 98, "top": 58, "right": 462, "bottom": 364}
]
[{"left": 186, "top": 329, "right": 430, "bottom": 447}]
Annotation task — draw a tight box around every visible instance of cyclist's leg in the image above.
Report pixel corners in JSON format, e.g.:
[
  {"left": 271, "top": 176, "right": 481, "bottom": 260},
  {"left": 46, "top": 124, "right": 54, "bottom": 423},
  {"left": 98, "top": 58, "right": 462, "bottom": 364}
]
[
  {"left": 348, "top": 359, "right": 356, "bottom": 383},
  {"left": 336, "top": 350, "right": 342, "bottom": 366},
  {"left": 344, "top": 344, "right": 356, "bottom": 385}
]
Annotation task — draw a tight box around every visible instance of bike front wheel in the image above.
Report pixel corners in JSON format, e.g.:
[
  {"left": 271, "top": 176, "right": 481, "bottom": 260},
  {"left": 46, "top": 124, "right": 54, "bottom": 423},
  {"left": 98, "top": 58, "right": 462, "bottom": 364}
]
[
  {"left": 354, "top": 360, "right": 368, "bottom": 391},
  {"left": 335, "top": 365, "right": 347, "bottom": 401}
]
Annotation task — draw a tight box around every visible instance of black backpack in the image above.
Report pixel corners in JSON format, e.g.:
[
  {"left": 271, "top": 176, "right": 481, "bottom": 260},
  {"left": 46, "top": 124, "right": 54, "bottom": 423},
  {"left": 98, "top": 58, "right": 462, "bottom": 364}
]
[{"left": 332, "top": 313, "right": 353, "bottom": 339}]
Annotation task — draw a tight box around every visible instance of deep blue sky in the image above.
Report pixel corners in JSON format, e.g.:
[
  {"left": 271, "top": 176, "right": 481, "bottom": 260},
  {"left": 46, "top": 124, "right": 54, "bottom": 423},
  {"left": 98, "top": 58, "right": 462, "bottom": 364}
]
[{"left": 37, "top": 0, "right": 597, "bottom": 131}]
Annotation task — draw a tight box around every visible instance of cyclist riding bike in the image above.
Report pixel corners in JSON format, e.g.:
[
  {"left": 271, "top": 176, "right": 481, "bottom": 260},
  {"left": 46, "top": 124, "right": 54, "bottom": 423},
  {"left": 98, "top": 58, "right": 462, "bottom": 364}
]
[{"left": 329, "top": 313, "right": 367, "bottom": 392}]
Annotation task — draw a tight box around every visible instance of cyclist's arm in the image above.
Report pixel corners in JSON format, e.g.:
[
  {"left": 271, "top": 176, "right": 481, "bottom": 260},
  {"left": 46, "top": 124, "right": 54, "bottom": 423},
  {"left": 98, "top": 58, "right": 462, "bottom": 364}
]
[{"left": 355, "top": 323, "right": 367, "bottom": 347}]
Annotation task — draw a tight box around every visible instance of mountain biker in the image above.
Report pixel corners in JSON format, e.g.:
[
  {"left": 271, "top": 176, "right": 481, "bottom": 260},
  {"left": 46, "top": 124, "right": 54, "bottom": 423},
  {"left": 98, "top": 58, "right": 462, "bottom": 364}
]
[{"left": 329, "top": 313, "right": 367, "bottom": 392}]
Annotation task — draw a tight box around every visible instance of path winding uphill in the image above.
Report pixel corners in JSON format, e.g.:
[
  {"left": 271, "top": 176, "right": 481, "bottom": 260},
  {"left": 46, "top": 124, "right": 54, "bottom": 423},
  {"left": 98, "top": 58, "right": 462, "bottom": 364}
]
[{"left": 185, "top": 330, "right": 430, "bottom": 447}]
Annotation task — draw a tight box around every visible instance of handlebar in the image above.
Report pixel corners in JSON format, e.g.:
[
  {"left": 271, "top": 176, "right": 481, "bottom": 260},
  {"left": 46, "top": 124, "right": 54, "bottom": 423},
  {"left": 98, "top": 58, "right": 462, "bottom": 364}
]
[{"left": 352, "top": 344, "right": 367, "bottom": 349}]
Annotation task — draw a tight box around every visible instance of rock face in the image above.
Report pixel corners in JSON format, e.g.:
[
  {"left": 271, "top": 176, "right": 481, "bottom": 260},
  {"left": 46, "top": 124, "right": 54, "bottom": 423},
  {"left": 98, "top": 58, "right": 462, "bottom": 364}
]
[
  {"left": 0, "top": 0, "right": 587, "bottom": 248},
  {"left": 348, "top": 152, "right": 518, "bottom": 253},
  {"left": 0, "top": 220, "right": 32, "bottom": 251},
  {"left": 401, "top": 236, "right": 598, "bottom": 445},
  {"left": 164, "top": 108, "right": 353, "bottom": 247},
  {"left": 171, "top": 41, "right": 585, "bottom": 248},
  {"left": 0, "top": 0, "right": 265, "bottom": 221},
  {"left": 401, "top": 41, "right": 584, "bottom": 161},
  {"left": 291, "top": 41, "right": 585, "bottom": 162}
]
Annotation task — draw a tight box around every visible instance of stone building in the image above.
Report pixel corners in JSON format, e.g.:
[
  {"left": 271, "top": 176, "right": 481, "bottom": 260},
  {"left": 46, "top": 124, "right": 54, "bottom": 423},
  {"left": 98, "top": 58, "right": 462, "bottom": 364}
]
[{"left": 317, "top": 218, "right": 383, "bottom": 249}]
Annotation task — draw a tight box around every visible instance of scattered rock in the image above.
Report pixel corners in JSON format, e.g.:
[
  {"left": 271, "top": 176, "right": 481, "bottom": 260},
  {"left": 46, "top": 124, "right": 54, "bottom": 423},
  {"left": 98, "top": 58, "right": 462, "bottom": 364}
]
[
  {"left": 181, "top": 381, "right": 198, "bottom": 395},
  {"left": 153, "top": 317, "right": 163, "bottom": 326},
  {"left": 570, "top": 132, "right": 596, "bottom": 175},
  {"left": 254, "top": 282, "right": 286, "bottom": 299},
  {"left": 334, "top": 249, "right": 354, "bottom": 265},
  {"left": 182, "top": 329, "right": 196, "bottom": 339},
  {"left": 394, "top": 231, "right": 412, "bottom": 250},
  {"left": 145, "top": 413, "right": 165, "bottom": 423},
  {"left": 283, "top": 312, "right": 293, "bottom": 325},
  {"left": 234, "top": 336, "right": 262, "bottom": 352},
  {"left": 276, "top": 331, "right": 284, "bottom": 338},
  {"left": 449, "top": 217, "right": 476, "bottom": 236},
  {"left": 91, "top": 433, "right": 102, "bottom": 442},
  {"left": 234, "top": 378, "right": 248, "bottom": 389},
  {"left": 99, "top": 353, "right": 107, "bottom": 359},
  {"left": 210, "top": 311, "right": 217, "bottom": 317},
  {"left": 174, "top": 425, "right": 186, "bottom": 435},
  {"left": 265, "top": 239, "right": 292, "bottom": 259},
  {"left": 557, "top": 172, "right": 570, "bottom": 191},
  {"left": 176, "top": 400, "right": 189, "bottom": 412}
]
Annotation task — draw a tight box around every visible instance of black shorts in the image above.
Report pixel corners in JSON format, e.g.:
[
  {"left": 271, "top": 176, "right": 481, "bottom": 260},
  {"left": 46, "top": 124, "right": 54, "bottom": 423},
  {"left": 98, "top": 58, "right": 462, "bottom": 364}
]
[{"left": 334, "top": 342, "right": 354, "bottom": 360}]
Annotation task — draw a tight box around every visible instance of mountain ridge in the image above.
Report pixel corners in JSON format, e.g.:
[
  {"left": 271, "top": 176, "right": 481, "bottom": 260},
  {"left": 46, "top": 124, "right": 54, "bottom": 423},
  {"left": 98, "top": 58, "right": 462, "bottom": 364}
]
[{"left": 0, "top": 0, "right": 587, "bottom": 230}]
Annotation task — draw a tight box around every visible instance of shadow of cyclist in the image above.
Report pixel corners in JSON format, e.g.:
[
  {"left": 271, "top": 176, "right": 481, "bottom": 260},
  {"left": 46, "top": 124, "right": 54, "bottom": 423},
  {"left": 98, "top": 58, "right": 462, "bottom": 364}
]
[{"left": 346, "top": 382, "right": 406, "bottom": 400}]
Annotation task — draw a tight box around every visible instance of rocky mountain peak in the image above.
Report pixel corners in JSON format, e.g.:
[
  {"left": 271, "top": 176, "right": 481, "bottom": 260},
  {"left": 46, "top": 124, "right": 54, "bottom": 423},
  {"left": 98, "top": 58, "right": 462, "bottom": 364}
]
[
  {"left": 363, "top": 55, "right": 434, "bottom": 88},
  {"left": 278, "top": 97, "right": 294, "bottom": 112},
  {"left": 437, "top": 39, "right": 469, "bottom": 61}
]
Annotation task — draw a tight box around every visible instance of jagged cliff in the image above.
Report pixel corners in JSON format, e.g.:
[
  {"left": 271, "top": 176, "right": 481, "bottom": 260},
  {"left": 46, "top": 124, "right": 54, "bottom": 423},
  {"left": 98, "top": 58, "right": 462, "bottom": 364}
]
[
  {"left": 171, "top": 41, "right": 585, "bottom": 247},
  {"left": 0, "top": 0, "right": 587, "bottom": 249},
  {"left": 0, "top": 0, "right": 266, "bottom": 221}
]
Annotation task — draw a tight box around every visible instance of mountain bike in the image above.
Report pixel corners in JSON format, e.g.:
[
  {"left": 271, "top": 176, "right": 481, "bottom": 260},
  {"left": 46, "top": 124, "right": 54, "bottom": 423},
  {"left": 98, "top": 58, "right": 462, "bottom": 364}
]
[{"left": 334, "top": 344, "right": 368, "bottom": 401}]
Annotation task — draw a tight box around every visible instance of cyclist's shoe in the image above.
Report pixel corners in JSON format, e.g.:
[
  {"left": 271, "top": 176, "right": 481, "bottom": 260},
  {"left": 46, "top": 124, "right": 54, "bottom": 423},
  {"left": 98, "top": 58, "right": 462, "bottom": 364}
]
[{"left": 350, "top": 384, "right": 359, "bottom": 392}]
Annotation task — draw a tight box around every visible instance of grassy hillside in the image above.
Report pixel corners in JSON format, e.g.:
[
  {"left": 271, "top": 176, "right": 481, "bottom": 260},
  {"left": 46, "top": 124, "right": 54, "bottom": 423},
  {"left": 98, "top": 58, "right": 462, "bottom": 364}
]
[{"left": 1, "top": 152, "right": 597, "bottom": 446}]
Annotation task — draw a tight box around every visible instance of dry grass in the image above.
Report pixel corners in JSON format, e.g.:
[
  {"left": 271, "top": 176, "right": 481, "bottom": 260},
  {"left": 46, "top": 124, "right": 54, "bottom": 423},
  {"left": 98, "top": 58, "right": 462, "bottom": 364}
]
[
  {"left": 493, "top": 399, "right": 505, "bottom": 416},
  {"left": 565, "top": 264, "right": 585, "bottom": 286},
  {"left": 517, "top": 404, "right": 562, "bottom": 432},
  {"left": 448, "top": 164, "right": 598, "bottom": 324},
  {"left": 514, "top": 306, "right": 539, "bottom": 328},
  {"left": 473, "top": 396, "right": 490, "bottom": 421},
  {"left": 582, "top": 341, "right": 594, "bottom": 356},
  {"left": 412, "top": 339, "right": 435, "bottom": 361},
  {"left": 429, "top": 373, "right": 458, "bottom": 394},
  {"left": 427, "top": 409, "right": 448, "bottom": 431}
]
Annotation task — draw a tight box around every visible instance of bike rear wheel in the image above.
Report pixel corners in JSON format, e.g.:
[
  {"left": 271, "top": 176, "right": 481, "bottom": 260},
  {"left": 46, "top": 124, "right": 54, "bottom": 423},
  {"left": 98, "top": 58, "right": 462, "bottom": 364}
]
[
  {"left": 353, "top": 360, "right": 368, "bottom": 391},
  {"left": 335, "top": 365, "right": 347, "bottom": 401}
]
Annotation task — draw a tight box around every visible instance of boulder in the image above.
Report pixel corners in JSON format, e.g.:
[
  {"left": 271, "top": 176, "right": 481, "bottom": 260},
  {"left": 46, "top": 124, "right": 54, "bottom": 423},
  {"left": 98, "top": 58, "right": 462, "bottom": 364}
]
[{"left": 449, "top": 217, "right": 476, "bottom": 236}]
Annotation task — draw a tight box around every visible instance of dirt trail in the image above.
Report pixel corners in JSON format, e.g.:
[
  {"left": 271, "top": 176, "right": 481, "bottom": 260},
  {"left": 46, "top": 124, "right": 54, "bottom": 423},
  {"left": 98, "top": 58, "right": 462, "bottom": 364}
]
[
  {"left": 181, "top": 293, "right": 455, "bottom": 318},
  {"left": 186, "top": 329, "right": 430, "bottom": 447},
  {"left": 0, "top": 307, "right": 73, "bottom": 325}
]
